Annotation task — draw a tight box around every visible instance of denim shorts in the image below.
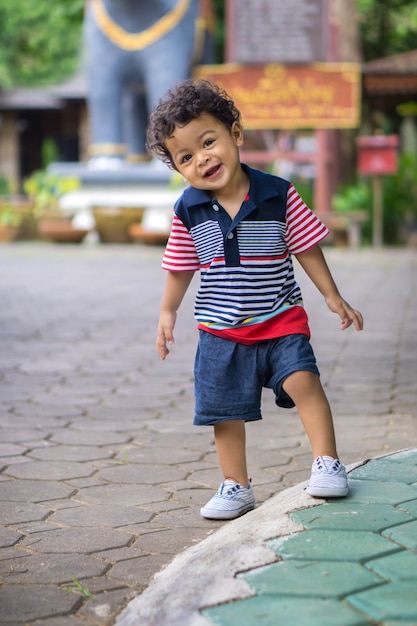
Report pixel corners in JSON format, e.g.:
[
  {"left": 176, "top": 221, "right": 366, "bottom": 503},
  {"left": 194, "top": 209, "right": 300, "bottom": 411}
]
[{"left": 193, "top": 331, "right": 320, "bottom": 426}]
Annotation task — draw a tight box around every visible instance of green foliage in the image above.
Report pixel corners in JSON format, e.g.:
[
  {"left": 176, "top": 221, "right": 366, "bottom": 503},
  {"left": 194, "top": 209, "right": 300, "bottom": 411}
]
[
  {"left": 0, "top": 0, "right": 84, "bottom": 89},
  {"left": 356, "top": 0, "right": 417, "bottom": 60},
  {"left": 63, "top": 576, "right": 97, "bottom": 600},
  {"left": 332, "top": 183, "right": 372, "bottom": 244},
  {"left": 0, "top": 172, "right": 10, "bottom": 196},
  {"left": 382, "top": 153, "right": 417, "bottom": 243},
  {"left": 333, "top": 184, "right": 371, "bottom": 214},
  {"left": 211, "top": 0, "right": 226, "bottom": 63},
  {"left": 332, "top": 153, "right": 417, "bottom": 244},
  {"left": 23, "top": 170, "right": 79, "bottom": 215},
  {"left": 0, "top": 205, "right": 22, "bottom": 227},
  {"left": 41, "top": 138, "right": 59, "bottom": 170}
]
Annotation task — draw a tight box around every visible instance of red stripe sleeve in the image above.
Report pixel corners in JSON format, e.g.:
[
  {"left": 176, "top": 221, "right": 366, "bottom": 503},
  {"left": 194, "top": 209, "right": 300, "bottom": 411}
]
[
  {"left": 161, "top": 214, "right": 200, "bottom": 272},
  {"left": 285, "top": 184, "right": 329, "bottom": 254}
]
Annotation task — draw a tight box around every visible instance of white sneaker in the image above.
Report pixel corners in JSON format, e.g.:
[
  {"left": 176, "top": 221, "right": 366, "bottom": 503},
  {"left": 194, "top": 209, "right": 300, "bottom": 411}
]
[
  {"left": 200, "top": 479, "right": 255, "bottom": 520},
  {"left": 306, "top": 456, "right": 349, "bottom": 498}
]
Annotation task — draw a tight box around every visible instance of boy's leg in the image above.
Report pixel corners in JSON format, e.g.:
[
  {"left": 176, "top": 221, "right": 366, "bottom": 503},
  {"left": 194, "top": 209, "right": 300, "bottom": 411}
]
[
  {"left": 214, "top": 420, "right": 249, "bottom": 487},
  {"left": 282, "top": 370, "right": 348, "bottom": 497},
  {"left": 200, "top": 420, "right": 255, "bottom": 519},
  {"left": 282, "top": 370, "right": 338, "bottom": 458}
]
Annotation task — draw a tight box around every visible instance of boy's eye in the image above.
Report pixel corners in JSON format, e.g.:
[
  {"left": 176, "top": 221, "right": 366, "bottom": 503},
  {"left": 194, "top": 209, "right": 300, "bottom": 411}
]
[
  {"left": 204, "top": 138, "right": 214, "bottom": 147},
  {"left": 181, "top": 154, "right": 192, "bottom": 163}
]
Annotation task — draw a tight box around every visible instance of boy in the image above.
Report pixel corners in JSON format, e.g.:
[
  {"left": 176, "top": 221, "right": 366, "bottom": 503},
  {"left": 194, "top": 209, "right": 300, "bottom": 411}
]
[{"left": 146, "top": 79, "right": 363, "bottom": 520}]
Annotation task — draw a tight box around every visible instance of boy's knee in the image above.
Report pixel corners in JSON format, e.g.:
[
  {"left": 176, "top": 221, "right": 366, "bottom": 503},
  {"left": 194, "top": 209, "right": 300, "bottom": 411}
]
[{"left": 282, "top": 370, "right": 322, "bottom": 395}]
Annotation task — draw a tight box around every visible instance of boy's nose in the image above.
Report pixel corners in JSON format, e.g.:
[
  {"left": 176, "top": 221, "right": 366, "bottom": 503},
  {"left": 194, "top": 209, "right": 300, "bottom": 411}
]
[{"left": 197, "top": 151, "right": 209, "bottom": 166}]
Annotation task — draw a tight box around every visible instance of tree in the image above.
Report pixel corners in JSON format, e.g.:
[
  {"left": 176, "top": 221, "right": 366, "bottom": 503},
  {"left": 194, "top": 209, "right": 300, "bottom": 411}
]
[
  {"left": 0, "top": 0, "right": 84, "bottom": 90},
  {"left": 356, "top": 0, "right": 417, "bottom": 60}
]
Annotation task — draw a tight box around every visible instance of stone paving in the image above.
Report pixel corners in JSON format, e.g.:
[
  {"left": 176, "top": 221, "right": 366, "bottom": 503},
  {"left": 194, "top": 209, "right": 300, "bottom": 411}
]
[
  {"left": 202, "top": 449, "right": 417, "bottom": 626},
  {"left": 0, "top": 243, "right": 416, "bottom": 625}
]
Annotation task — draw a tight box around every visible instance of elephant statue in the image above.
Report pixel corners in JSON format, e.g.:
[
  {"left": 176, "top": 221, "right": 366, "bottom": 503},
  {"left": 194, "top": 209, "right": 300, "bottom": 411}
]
[{"left": 84, "top": 0, "right": 215, "bottom": 167}]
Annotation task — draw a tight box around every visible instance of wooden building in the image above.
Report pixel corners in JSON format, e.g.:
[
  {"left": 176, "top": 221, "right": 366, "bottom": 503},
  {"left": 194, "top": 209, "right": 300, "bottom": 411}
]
[{"left": 0, "top": 71, "right": 88, "bottom": 193}]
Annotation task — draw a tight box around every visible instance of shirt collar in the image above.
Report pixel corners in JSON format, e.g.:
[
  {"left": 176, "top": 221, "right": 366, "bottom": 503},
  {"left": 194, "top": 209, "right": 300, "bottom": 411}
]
[{"left": 179, "top": 164, "right": 284, "bottom": 210}]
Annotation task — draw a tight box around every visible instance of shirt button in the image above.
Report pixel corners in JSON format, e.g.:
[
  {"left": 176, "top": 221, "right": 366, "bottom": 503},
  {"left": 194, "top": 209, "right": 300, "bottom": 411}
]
[
  {"left": 212, "top": 204, "right": 219, "bottom": 211},
  {"left": 227, "top": 232, "right": 234, "bottom": 239}
]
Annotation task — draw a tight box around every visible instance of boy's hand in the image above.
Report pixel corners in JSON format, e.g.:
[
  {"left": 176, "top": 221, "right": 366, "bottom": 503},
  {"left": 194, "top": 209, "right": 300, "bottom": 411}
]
[
  {"left": 325, "top": 295, "right": 364, "bottom": 331},
  {"left": 156, "top": 311, "right": 177, "bottom": 360}
]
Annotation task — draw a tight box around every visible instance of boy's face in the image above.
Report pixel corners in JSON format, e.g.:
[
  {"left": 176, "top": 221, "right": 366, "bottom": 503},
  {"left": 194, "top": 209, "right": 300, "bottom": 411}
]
[{"left": 165, "top": 113, "right": 244, "bottom": 193}]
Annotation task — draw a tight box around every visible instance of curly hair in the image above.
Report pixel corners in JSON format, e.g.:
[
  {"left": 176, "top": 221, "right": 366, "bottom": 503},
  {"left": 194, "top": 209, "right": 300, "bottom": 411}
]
[{"left": 146, "top": 79, "right": 241, "bottom": 167}]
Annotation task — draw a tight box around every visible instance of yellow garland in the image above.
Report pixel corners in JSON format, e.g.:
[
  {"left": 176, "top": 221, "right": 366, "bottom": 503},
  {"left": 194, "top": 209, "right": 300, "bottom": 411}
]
[
  {"left": 91, "top": 0, "right": 191, "bottom": 51},
  {"left": 89, "top": 143, "right": 127, "bottom": 156}
]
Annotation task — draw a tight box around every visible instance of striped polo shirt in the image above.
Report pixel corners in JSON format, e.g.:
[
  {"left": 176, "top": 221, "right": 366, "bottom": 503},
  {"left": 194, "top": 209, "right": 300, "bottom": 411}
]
[{"left": 162, "top": 165, "right": 329, "bottom": 344}]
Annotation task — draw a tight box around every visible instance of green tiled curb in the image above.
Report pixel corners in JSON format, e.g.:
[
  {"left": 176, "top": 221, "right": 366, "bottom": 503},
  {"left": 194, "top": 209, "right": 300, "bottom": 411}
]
[{"left": 202, "top": 450, "right": 417, "bottom": 626}]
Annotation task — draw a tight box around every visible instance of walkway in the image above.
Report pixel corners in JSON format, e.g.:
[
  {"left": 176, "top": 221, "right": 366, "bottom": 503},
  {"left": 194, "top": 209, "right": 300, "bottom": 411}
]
[{"left": 0, "top": 244, "right": 416, "bottom": 625}]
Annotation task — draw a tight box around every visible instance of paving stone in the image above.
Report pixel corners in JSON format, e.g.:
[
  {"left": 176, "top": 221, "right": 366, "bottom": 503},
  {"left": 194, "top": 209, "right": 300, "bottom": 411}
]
[
  {"left": 15, "top": 520, "right": 63, "bottom": 534},
  {"left": 365, "top": 550, "right": 417, "bottom": 581},
  {"left": 32, "top": 616, "right": 92, "bottom": 626},
  {"left": 153, "top": 508, "right": 211, "bottom": 529},
  {"left": 0, "top": 553, "right": 109, "bottom": 584},
  {"left": 97, "top": 463, "right": 187, "bottom": 484},
  {"left": 0, "top": 427, "right": 51, "bottom": 443},
  {"left": 0, "top": 527, "right": 24, "bottom": 548},
  {"left": 368, "top": 623, "right": 417, "bottom": 626},
  {"left": 111, "top": 552, "right": 176, "bottom": 587},
  {"left": 0, "top": 503, "right": 50, "bottom": 529},
  {"left": 202, "top": 595, "right": 367, "bottom": 626},
  {"left": 0, "top": 546, "right": 29, "bottom": 562},
  {"left": 291, "top": 502, "right": 412, "bottom": 532},
  {"left": 28, "top": 445, "right": 114, "bottom": 462},
  {"left": 387, "top": 449, "right": 417, "bottom": 465},
  {"left": 0, "top": 455, "right": 32, "bottom": 466},
  {"left": 133, "top": 527, "right": 209, "bottom": 554},
  {"left": 32, "top": 393, "right": 101, "bottom": 407},
  {"left": 75, "top": 482, "right": 170, "bottom": 507},
  {"left": 0, "top": 585, "right": 81, "bottom": 622},
  {"left": 346, "top": 479, "right": 417, "bottom": 505},
  {"left": 269, "top": 530, "right": 402, "bottom": 562},
  {"left": 240, "top": 560, "right": 384, "bottom": 598},
  {"left": 20, "top": 528, "right": 135, "bottom": 553},
  {"left": 109, "top": 446, "right": 205, "bottom": 465},
  {"left": 50, "top": 430, "right": 131, "bottom": 446},
  {"left": 51, "top": 505, "right": 153, "bottom": 528},
  {"left": 0, "top": 443, "right": 27, "bottom": 457},
  {"left": 346, "top": 581, "right": 417, "bottom": 622},
  {"left": 109, "top": 555, "right": 175, "bottom": 586},
  {"left": 350, "top": 459, "right": 417, "bottom": 483},
  {"left": 382, "top": 519, "right": 417, "bottom": 549},
  {"left": 95, "top": 547, "right": 145, "bottom": 563},
  {"left": 397, "top": 498, "right": 417, "bottom": 516},
  {"left": 79, "top": 587, "right": 137, "bottom": 624},
  {"left": 4, "top": 461, "right": 96, "bottom": 481}
]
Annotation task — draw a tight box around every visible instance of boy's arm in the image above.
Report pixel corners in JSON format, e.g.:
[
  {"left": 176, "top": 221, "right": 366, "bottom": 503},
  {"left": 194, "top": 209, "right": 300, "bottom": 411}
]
[
  {"left": 157, "top": 270, "right": 195, "bottom": 360},
  {"left": 295, "top": 245, "right": 363, "bottom": 331}
]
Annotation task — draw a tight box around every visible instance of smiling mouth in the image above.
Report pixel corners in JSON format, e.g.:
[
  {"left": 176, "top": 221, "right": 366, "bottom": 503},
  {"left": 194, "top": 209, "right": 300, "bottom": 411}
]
[{"left": 204, "top": 164, "right": 221, "bottom": 178}]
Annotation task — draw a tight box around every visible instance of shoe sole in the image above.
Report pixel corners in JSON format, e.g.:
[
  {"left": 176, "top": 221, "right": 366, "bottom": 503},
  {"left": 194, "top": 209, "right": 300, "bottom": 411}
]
[
  {"left": 306, "top": 486, "right": 349, "bottom": 498},
  {"left": 200, "top": 503, "right": 255, "bottom": 520}
]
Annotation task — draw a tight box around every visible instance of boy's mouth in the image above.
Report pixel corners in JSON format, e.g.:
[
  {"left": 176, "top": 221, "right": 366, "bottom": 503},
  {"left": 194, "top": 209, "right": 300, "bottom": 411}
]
[{"left": 204, "top": 164, "right": 221, "bottom": 178}]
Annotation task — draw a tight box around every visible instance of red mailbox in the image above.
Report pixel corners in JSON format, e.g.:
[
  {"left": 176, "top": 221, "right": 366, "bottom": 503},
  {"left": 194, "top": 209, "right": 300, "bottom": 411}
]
[{"left": 356, "top": 134, "right": 399, "bottom": 176}]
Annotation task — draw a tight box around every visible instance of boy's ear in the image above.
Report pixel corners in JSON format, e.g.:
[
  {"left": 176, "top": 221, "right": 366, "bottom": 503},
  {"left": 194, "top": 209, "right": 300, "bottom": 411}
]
[{"left": 231, "top": 122, "right": 244, "bottom": 146}]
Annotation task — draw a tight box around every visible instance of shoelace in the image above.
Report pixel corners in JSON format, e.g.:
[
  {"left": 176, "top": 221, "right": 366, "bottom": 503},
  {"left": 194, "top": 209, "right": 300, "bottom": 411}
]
[{"left": 219, "top": 482, "right": 242, "bottom": 495}]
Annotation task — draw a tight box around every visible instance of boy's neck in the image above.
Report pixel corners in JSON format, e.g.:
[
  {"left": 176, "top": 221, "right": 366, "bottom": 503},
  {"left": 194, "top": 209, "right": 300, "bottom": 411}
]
[{"left": 211, "top": 166, "right": 249, "bottom": 220}]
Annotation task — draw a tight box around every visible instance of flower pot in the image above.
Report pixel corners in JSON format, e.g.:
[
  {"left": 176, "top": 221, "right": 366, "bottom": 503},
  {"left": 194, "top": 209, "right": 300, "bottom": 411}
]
[
  {"left": 93, "top": 207, "right": 145, "bottom": 243},
  {"left": 38, "top": 219, "right": 89, "bottom": 243},
  {"left": 0, "top": 224, "right": 19, "bottom": 242},
  {"left": 129, "top": 223, "right": 169, "bottom": 246}
]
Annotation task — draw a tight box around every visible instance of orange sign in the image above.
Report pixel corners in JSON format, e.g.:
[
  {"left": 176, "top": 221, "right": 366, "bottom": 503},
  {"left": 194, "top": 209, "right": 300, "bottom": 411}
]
[{"left": 194, "top": 63, "right": 361, "bottom": 129}]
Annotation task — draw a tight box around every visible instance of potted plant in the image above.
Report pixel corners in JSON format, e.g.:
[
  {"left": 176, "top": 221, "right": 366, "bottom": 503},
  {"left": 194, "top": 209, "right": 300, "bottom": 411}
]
[
  {"left": 0, "top": 205, "right": 23, "bottom": 242},
  {"left": 23, "top": 171, "right": 89, "bottom": 243}
]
